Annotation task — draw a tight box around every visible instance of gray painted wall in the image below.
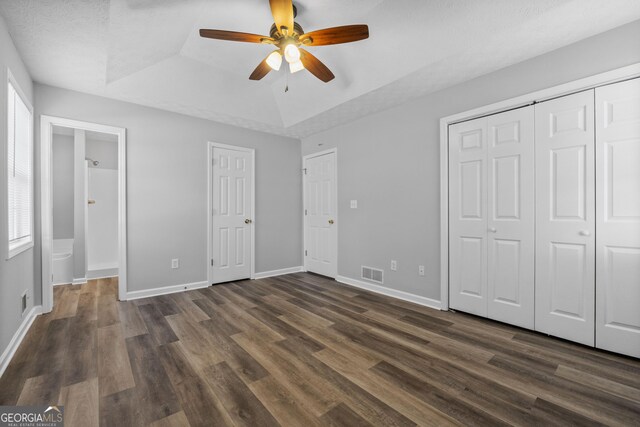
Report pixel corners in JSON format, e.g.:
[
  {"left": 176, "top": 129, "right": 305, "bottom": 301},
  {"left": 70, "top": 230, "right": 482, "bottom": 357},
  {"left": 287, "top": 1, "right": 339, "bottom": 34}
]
[
  {"left": 0, "top": 14, "right": 34, "bottom": 360},
  {"left": 302, "top": 19, "right": 640, "bottom": 301},
  {"left": 34, "top": 85, "right": 303, "bottom": 294},
  {"left": 87, "top": 137, "right": 118, "bottom": 170},
  {"left": 52, "top": 134, "right": 74, "bottom": 239}
]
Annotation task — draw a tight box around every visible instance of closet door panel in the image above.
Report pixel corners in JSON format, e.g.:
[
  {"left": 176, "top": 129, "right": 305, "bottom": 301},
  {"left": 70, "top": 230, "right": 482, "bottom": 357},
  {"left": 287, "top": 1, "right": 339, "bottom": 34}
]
[
  {"left": 449, "top": 117, "right": 488, "bottom": 317},
  {"left": 595, "top": 78, "right": 640, "bottom": 358},
  {"left": 487, "top": 107, "right": 535, "bottom": 329},
  {"left": 535, "top": 90, "right": 595, "bottom": 346}
]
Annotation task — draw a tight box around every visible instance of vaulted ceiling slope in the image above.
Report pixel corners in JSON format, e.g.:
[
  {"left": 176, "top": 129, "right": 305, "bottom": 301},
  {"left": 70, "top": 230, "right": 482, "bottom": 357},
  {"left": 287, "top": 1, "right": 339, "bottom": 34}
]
[{"left": 1, "top": 0, "right": 639, "bottom": 138}]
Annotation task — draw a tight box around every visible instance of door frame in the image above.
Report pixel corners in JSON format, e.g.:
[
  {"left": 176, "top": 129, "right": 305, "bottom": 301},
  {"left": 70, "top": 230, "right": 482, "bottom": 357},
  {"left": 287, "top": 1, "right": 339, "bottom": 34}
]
[
  {"left": 207, "top": 142, "right": 256, "bottom": 284},
  {"left": 439, "top": 62, "right": 640, "bottom": 311},
  {"left": 302, "top": 147, "right": 338, "bottom": 278},
  {"left": 40, "top": 115, "right": 127, "bottom": 311}
]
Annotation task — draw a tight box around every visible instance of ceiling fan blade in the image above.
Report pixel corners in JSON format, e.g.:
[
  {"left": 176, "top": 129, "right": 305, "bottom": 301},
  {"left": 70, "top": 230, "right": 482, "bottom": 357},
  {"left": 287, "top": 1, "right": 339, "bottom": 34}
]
[
  {"left": 300, "top": 25, "right": 369, "bottom": 46},
  {"left": 199, "top": 29, "right": 273, "bottom": 44},
  {"left": 249, "top": 56, "right": 273, "bottom": 81},
  {"left": 300, "top": 49, "right": 335, "bottom": 83},
  {"left": 269, "top": 0, "right": 294, "bottom": 36}
]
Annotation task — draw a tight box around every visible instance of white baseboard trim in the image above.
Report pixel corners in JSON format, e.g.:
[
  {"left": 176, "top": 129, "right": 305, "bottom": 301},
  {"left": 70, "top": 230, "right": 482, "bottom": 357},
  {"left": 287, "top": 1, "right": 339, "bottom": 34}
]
[
  {"left": 125, "top": 280, "right": 209, "bottom": 301},
  {"left": 336, "top": 275, "right": 442, "bottom": 311},
  {"left": 0, "top": 305, "right": 43, "bottom": 378},
  {"left": 254, "top": 266, "right": 304, "bottom": 280},
  {"left": 72, "top": 277, "right": 87, "bottom": 285},
  {"left": 87, "top": 268, "right": 118, "bottom": 280}
]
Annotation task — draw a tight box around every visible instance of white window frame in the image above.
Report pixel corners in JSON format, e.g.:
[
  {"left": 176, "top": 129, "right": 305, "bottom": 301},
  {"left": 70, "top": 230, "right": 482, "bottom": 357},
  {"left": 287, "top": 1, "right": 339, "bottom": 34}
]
[{"left": 6, "top": 69, "right": 34, "bottom": 259}]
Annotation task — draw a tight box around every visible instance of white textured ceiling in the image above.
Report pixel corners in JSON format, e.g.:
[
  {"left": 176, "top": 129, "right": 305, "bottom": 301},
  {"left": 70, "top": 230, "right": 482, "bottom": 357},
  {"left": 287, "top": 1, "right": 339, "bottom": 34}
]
[{"left": 2, "top": 0, "right": 640, "bottom": 138}]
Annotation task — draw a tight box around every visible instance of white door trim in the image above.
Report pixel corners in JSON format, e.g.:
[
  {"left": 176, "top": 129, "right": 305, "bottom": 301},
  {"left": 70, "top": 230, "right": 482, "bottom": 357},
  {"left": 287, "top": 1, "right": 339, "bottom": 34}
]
[
  {"left": 302, "top": 147, "right": 338, "bottom": 277},
  {"left": 40, "top": 115, "right": 127, "bottom": 311},
  {"left": 207, "top": 142, "right": 256, "bottom": 284},
  {"left": 439, "top": 62, "right": 640, "bottom": 311}
]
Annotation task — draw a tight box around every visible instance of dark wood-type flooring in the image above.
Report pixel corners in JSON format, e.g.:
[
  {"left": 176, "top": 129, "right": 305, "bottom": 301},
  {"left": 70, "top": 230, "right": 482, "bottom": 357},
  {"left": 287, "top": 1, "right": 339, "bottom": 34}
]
[{"left": 1, "top": 273, "right": 639, "bottom": 426}]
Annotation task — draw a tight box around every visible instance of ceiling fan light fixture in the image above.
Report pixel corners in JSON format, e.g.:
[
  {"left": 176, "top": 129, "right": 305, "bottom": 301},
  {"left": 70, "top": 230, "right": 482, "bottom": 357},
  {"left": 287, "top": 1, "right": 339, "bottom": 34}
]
[
  {"left": 266, "top": 51, "right": 283, "bottom": 70},
  {"left": 284, "top": 43, "right": 301, "bottom": 63},
  {"left": 289, "top": 60, "right": 305, "bottom": 73}
]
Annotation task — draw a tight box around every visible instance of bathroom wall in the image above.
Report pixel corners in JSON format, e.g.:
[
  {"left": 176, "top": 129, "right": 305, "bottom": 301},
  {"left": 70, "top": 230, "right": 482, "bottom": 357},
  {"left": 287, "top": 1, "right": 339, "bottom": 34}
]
[
  {"left": 86, "top": 135, "right": 118, "bottom": 170},
  {"left": 86, "top": 135, "right": 118, "bottom": 273},
  {"left": 52, "top": 134, "right": 74, "bottom": 239}
]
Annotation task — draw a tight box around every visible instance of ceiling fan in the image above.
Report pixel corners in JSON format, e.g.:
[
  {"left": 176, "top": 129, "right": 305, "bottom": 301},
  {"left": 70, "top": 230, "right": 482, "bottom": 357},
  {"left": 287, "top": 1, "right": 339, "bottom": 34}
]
[{"left": 199, "top": 0, "right": 369, "bottom": 83}]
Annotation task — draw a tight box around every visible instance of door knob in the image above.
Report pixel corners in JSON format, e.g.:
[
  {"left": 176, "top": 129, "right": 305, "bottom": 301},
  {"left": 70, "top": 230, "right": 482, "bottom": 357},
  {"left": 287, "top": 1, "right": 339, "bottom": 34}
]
[
  {"left": 244, "top": 219, "right": 252, "bottom": 224},
  {"left": 488, "top": 227, "right": 497, "bottom": 233},
  {"left": 88, "top": 199, "right": 96, "bottom": 205},
  {"left": 579, "top": 230, "right": 591, "bottom": 236},
  {"left": 328, "top": 219, "right": 334, "bottom": 225}
]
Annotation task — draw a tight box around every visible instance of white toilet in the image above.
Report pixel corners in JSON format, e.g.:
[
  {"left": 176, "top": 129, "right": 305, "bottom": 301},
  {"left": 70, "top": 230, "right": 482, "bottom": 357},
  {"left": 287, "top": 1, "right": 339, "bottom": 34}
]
[{"left": 52, "top": 239, "right": 74, "bottom": 285}]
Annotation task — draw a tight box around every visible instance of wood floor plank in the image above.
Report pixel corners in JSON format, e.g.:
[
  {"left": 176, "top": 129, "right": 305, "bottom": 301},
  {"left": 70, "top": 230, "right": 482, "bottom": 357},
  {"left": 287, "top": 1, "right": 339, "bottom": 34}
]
[
  {"left": 158, "top": 342, "right": 233, "bottom": 427},
  {"left": 233, "top": 333, "right": 339, "bottom": 416},
  {"left": 16, "top": 371, "right": 63, "bottom": 406},
  {"left": 164, "top": 314, "right": 224, "bottom": 370},
  {"left": 199, "top": 317, "right": 269, "bottom": 384},
  {"left": 248, "top": 375, "right": 324, "bottom": 427},
  {"left": 97, "top": 323, "right": 135, "bottom": 397},
  {"left": 169, "top": 292, "right": 210, "bottom": 323},
  {"left": 97, "top": 294, "right": 119, "bottom": 328},
  {"left": 58, "top": 377, "right": 99, "bottom": 427},
  {"left": 125, "top": 334, "right": 181, "bottom": 424},
  {"left": 117, "top": 301, "right": 148, "bottom": 338},
  {"left": 63, "top": 318, "right": 97, "bottom": 386},
  {"left": 138, "top": 303, "right": 179, "bottom": 345},
  {"left": 203, "top": 361, "right": 280, "bottom": 427},
  {"left": 149, "top": 411, "right": 191, "bottom": 427},
  {"left": 2, "top": 273, "right": 638, "bottom": 427},
  {"left": 320, "top": 402, "right": 373, "bottom": 427}
]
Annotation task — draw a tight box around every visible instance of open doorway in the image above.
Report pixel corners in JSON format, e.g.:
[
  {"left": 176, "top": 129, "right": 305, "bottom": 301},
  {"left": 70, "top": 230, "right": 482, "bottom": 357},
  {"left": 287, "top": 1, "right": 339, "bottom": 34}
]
[{"left": 40, "top": 116, "right": 127, "bottom": 312}]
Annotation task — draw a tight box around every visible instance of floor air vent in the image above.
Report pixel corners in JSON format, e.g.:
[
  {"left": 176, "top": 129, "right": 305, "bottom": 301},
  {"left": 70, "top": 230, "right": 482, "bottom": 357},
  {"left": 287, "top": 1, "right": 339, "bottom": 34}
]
[{"left": 361, "top": 266, "right": 383, "bottom": 284}]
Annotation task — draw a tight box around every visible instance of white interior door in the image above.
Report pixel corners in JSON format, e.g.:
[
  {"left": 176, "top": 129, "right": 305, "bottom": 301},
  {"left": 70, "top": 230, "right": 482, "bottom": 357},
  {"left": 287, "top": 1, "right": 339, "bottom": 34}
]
[
  {"left": 535, "top": 90, "right": 595, "bottom": 346},
  {"left": 487, "top": 107, "right": 535, "bottom": 329},
  {"left": 449, "top": 117, "right": 488, "bottom": 317},
  {"left": 595, "top": 78, "right": 640, "bottom": 358},
  {"left": 304, "top": 150, "right": 337, "bottom": 278},
  {"left": 211, "top": 146, "right": 253, "bottom": 284}
]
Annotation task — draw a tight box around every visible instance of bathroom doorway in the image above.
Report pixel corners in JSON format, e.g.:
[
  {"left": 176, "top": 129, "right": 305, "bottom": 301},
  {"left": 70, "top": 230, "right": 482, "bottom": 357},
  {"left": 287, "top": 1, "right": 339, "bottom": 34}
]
[{"left": 41, "top": 116, "right": 127, "bottom": 312}]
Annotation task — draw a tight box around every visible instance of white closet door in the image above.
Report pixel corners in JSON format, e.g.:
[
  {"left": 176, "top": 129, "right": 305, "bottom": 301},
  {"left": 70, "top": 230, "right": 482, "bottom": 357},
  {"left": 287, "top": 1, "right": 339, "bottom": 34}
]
[
  {"left": 535, "top": 90, "right": 595, "bottom": 346},
  {"left": 449, "top": 117, "right": 488, "bottom": 317},
  {"left": 487, "top": 107, "right": 535, "bottom": 329},
  {"left": 211, "top": 147, "right": 253, "bottom": 283},
  {"left": 595, "top": 78, "right": 640, "bottom": 358}
]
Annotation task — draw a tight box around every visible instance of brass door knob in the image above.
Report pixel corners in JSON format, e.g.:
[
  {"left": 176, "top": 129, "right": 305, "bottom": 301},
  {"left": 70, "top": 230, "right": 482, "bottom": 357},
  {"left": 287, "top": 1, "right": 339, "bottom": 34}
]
[
  {"left": 88, "top": 199, "right": 96, "bottom": 205},
  {"left": 245, "top": 219, "right": 252, "bottom": 224},
  {"left": 328, "top": 219, "right": 334, "bottom": 224}
]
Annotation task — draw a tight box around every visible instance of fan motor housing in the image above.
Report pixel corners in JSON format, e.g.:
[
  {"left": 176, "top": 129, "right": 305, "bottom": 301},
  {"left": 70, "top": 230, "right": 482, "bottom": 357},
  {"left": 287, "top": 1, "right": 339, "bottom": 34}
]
[{"left": 270, "top": 22, "right": 304, "bottom": 39}]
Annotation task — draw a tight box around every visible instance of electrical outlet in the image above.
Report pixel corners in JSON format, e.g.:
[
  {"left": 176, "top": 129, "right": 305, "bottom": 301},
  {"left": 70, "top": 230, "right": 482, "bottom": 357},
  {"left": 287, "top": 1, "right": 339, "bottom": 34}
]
[
  {"left": 390, "top": 260, "right": 397, "bottom": 271},
  {"left": 418, "top": 265, "right": 425, "bottom": 276},
  {"left": 171, "top": 259, "right": 179, "bottom": 269},
  {"left": 350, "top": 200, "right": 358, "bottom": 209}
]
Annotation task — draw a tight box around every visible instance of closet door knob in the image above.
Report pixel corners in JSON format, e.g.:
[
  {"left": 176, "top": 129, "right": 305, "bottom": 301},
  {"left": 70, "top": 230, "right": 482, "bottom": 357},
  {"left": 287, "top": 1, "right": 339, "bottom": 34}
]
[
  {"left": 579, "top": 230, "right": 591, "bottom": 236},
  {"left": 488, "top": 227, "right": 497, "bottom": 233}
]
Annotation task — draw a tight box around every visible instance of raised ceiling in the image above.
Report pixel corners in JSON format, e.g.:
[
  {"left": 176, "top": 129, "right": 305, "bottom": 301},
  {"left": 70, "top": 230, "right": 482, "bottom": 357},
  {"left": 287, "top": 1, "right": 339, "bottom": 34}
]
[{"left": 2, "top": 0, "right": 640, "bottom": 138}]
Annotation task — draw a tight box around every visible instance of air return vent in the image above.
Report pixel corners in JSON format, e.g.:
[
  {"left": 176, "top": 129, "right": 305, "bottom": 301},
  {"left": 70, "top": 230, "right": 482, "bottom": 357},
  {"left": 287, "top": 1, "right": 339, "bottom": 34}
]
[{"left": 361, "top": 266, "right": 384, "bottom": 284}]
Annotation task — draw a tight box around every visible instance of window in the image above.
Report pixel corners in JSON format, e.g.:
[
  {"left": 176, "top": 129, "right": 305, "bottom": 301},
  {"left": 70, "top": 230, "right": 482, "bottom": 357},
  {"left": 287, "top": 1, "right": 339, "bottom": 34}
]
[{"left": 7, "top": 76, "right": 33, "bottom": 258}]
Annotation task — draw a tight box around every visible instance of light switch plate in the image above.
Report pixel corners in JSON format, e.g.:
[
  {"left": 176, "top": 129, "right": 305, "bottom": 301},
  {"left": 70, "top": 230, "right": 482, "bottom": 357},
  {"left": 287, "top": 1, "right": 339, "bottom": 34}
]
[
  {"left": 171, "top": 259, "right": 179, "bottom": 269},
  {"left": 350, "top": 200, "right": 358, "bottom": 209}
]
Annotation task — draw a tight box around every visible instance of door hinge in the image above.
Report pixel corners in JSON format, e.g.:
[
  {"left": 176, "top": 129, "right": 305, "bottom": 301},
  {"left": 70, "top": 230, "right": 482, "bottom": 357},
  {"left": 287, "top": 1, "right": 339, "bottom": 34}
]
[
  {"left": 304, "top": 209, "right": 307, "bottom": 215},
  {"left": 305, "top": 250, "right": 308, "bottom": 256},
  {"left": 211, "top": 259, "right": 214, "bottom": 266},
  {"left": 302, "top": 168, "right": 307, "bottom": 175}
]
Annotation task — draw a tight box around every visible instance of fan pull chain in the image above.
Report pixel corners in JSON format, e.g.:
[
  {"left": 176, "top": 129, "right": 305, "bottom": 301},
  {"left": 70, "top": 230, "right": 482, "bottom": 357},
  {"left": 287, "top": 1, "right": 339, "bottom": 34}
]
[{"left": 285, "top": 64, "right": 290, "bottom": 92}]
